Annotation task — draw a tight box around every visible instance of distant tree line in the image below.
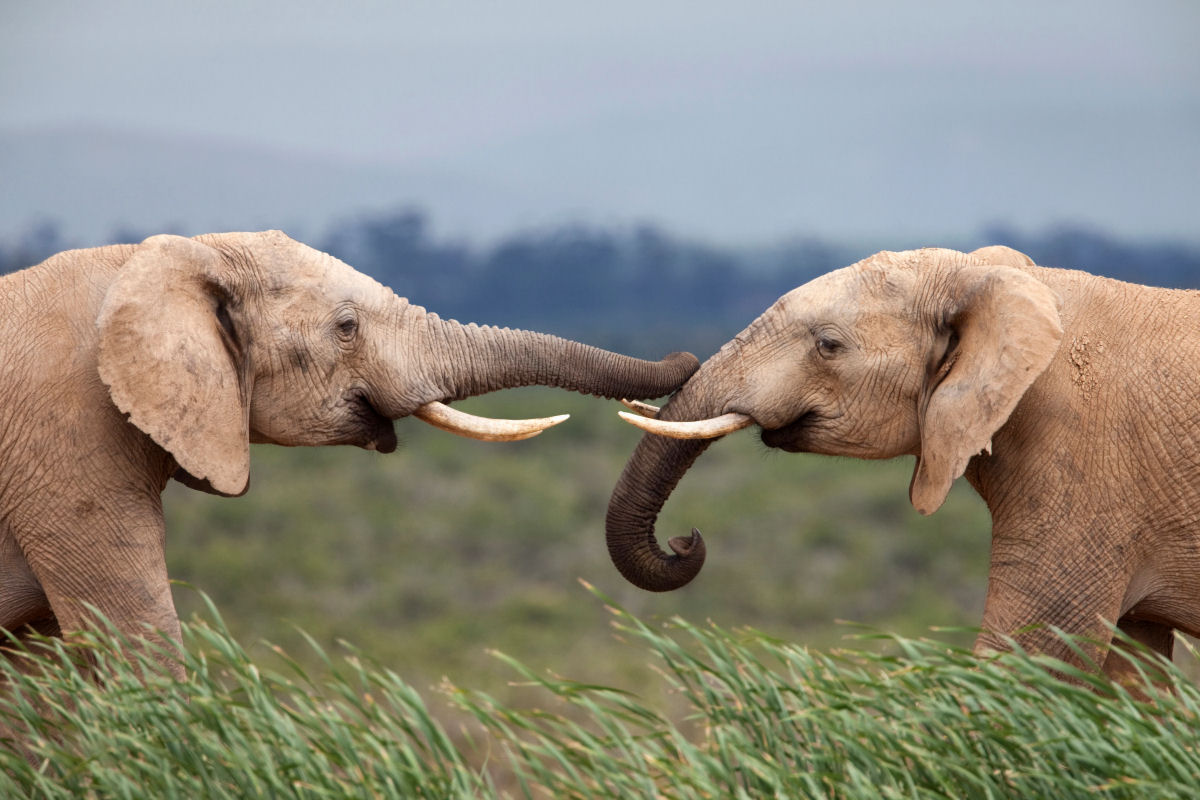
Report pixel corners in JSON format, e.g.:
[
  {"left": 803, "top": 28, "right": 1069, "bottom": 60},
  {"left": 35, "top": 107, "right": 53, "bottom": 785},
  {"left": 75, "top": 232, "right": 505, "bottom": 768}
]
[{"left": 4, "top": 211, "right": 1200, "bottom": 357}]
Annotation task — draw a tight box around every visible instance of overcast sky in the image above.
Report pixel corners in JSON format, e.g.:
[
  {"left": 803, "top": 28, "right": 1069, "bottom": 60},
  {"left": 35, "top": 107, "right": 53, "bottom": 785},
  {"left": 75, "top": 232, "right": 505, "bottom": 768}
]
[{"left": 3, "top": 1, "right": 1198, "bottom": 245}]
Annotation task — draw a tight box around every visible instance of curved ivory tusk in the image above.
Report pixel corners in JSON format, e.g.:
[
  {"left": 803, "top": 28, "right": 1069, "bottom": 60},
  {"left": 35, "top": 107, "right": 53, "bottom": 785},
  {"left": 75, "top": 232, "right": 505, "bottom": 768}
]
[
  {"left": 617, "top": 410, "right": 754, "bottom": 440},
  {"left": 620, "top": 399, "right": 661, "bottom": 418},
  {"left": 414, "top": 401, "right": 569, "bottom": 442}
]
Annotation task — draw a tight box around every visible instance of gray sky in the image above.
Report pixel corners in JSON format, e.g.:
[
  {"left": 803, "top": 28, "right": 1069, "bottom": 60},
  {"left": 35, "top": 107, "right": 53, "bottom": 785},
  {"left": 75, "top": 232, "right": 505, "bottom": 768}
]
[{"left": 3, "top": 1, "right": 1198, "bottom": 245}]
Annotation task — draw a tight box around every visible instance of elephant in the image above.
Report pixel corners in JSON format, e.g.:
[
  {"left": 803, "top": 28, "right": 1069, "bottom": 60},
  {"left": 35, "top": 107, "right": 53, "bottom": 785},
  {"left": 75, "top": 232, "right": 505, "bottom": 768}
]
[
  {"left": 0, "top": 230, "right": 698, "bottom": 675},
  {"left": 607, "top": 244, "right": 1200, "bottom": 679}
]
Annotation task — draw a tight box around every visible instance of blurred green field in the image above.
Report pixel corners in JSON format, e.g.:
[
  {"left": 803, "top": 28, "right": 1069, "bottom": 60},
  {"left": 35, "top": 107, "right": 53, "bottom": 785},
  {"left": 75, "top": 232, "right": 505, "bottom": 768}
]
[{"left": 163, "top": 387, "right": 993, "bottom": 700}]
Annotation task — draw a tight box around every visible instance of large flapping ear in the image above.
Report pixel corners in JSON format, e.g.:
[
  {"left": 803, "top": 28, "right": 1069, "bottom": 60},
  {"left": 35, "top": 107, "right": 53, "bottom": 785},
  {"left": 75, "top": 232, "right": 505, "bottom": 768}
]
[
  {"left": 97, "top": 234, "right": 251, "bottom": 496},
  {"left": 909, "top": 260, "right": 1062, "bottom": 515}
]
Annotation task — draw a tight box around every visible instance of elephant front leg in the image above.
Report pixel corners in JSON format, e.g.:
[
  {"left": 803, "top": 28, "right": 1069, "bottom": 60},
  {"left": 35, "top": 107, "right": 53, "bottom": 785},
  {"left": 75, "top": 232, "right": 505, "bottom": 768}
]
[
  {"left": 19, "top": 513, "right": 184, "bottom": 680},
  {"left": 976, "top": 534, "right": 1127, "bottom": 673}
]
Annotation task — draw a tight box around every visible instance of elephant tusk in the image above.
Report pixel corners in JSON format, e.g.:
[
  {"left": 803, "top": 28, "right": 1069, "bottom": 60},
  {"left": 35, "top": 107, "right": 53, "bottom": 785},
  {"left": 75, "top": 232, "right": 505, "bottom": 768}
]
[
  {"left": 620, "top": 398, "right": 661, "bottom": 418},
  {"left": 414, "top": 401, "right": 569, "bottom": 442},
  {"left": 617, "top": 410, "right": 754, "bottom": 440}
]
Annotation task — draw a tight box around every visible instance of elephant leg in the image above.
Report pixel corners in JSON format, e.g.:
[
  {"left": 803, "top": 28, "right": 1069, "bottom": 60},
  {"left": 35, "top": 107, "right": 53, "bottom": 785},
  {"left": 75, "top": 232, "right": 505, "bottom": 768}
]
[
  {"left": 976, "top": 536, "right": 1125, "bottom": 671},
  {"left": 1101, "top": 618, "right": 1175, "bottom": 690},
  {"left": 19, "top": 511, "right": 184, "bottom": 680}
]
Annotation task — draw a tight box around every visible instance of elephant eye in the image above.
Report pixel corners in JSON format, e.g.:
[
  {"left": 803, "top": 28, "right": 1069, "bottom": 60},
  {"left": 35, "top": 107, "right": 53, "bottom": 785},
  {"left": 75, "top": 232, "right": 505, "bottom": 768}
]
[
  {"left": 334, "top": 311, "right": 359, "bottom": 342},
  {"left": 815, "top": 334, "right": 842, "bottom": 359}
]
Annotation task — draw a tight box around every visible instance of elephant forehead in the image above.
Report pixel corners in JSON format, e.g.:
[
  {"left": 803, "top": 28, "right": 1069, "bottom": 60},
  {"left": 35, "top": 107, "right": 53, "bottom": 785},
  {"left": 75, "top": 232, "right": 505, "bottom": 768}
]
[
  {"left": 257, "top": 248, "right": 388, "bottom": 304},
  {"left": 777, "top": 261, "right": 917, "bottom": 321},
  {"left": 197, "top": 231, "right": 398, "bottom": 309}
]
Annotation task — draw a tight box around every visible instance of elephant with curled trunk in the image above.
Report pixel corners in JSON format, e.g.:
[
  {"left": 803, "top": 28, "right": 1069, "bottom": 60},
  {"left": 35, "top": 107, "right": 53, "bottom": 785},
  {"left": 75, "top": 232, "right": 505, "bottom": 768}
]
[
  {"left": 608, "top": 244, "right": 1200, "bottom": 679},
  {"left": 0, "top": 230, "right": 698, "bottom": 674}
]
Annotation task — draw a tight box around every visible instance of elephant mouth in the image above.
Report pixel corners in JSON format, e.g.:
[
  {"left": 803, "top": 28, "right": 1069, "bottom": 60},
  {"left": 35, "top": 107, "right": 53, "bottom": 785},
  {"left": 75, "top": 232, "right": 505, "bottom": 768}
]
[
  {"left": 759, "top": 413, "right": 816, "bottom": 452},
  {"left": 351, "top": 392, "right": 398, "bottom": 453}
]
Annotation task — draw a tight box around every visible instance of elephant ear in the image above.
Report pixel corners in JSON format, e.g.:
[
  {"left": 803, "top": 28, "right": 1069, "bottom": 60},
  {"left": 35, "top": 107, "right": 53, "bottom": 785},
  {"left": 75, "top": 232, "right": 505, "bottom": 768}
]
[
  {"left": 909, "top": 262, "right": 1062, "bottom": 515},
  {"left": 97, "top": 234, "right": 251, "bottom": 497}
]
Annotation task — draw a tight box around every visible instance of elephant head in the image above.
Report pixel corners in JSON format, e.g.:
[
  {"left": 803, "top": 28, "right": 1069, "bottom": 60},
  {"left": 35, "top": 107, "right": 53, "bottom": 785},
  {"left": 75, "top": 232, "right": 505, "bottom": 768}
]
[
  {"left": 95, "top": 231, "right": 699, "bottom": 497},
  {"left": 606, "top": 246, "right": 1062, "bottom": 591}
]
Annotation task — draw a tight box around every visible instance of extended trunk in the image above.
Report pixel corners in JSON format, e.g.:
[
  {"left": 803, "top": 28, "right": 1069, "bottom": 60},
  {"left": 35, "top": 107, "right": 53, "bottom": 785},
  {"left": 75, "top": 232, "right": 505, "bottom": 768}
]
[{"left": 419, "top": 312, "right": 699, "bottom": 404}]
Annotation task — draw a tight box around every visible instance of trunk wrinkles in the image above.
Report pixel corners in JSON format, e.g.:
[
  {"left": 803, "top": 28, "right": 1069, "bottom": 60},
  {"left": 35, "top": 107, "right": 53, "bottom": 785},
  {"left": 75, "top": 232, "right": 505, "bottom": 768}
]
[{"left": 421, "top": 313, "right": 699, "bottom": 403}]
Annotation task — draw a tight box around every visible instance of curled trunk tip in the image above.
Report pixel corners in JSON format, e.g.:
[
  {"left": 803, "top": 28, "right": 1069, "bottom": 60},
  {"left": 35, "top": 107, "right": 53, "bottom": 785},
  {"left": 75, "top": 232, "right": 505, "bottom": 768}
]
[
  {"left": 669, "top": 528, "right": 703, "bottom": 557},
  {"left": 608, "top": 526, "right": 706, "bottom": 592}
]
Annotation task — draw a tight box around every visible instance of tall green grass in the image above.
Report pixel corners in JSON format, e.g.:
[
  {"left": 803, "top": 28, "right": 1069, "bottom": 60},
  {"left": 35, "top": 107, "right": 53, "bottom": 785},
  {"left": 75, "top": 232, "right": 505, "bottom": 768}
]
[
  {"left": 2, "top": 594, "right": 1197, "bottom": 799},
  {"left": 0, "top": 615, "right": 486, "bottom": 797}
]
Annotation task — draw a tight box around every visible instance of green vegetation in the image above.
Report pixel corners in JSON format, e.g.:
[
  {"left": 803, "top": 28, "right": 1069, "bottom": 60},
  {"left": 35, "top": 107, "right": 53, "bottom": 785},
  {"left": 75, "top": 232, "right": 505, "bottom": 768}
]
[
  {"left": 2, "top": 598, "right": 1198, "bottom": 798},
  {"left": 162, "top": 387, "right": 993, "bottom": 699}
]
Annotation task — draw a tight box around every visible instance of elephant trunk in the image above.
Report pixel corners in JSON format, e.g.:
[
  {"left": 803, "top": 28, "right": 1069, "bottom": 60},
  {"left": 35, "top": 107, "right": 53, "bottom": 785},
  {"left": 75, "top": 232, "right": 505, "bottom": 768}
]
[
  {"left": 604, "top": 375, "right": 725, "bottom": 591},
  {"left": 416, "top": 311, "right": 699, "bottom": 405}
]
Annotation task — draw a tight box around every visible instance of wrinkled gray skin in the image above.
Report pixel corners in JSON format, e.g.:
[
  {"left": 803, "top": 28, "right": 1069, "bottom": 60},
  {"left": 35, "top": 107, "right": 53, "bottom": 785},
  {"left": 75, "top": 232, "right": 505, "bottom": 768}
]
[
  {"left": 607, "top": 245, "right": 1200, "bottom": 679},
  {"left": 0, "top": 231, "right": 698, "bottom": 674}
]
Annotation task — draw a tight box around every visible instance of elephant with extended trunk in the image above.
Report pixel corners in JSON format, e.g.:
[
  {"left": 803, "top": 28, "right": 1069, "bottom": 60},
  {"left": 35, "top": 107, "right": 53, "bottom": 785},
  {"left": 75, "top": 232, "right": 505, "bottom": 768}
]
[
  {"left": 607, "top": 244, "right": 1200, "bottom": 679},
  {"left": 0, "top": 230, "right": 698, "bottom": 674}
]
